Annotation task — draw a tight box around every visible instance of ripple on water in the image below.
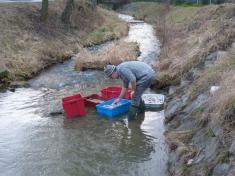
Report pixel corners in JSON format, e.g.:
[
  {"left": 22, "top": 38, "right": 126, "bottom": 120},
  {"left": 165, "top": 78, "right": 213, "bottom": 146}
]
[
  {"left": 0, "top": 87, "right": 168, "bottom": 176},
  {"left": 118, "top": 14, "right": 161, "bottom": 67},
  {"left": 0, "top": 13, "right": 168, "bottom": 176}
]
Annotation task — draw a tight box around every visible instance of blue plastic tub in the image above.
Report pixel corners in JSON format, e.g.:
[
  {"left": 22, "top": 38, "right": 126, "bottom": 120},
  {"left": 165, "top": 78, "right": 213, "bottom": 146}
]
[{"left": 96, "top": 98, "right": 131, "bottom": 118}]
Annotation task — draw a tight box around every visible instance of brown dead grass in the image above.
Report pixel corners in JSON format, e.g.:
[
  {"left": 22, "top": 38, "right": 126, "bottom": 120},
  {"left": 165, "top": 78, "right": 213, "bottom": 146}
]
[
  {"left": 165, "top": 129, "right": 197, "bottom": 175},
  {"left": 155, "top": 4, "right": 235, "bottom": 85},
  {"left": 75, "top": 40, "right": 139, "bottom": 71},
  {"left": 209, "top": 70, "right": 235, "bottom": 126},
  {"left": 123, "top": 2, "right": 235, "bottom": 90},
  {"left": 189, "top": 48, "right": 235, "bottom": 98},
  {"left": 165, "top": 130, "right": 195, "bottom": 147},
  {"left": 186, "top": 48, "right": 235, "bottom": 144},
  {"left": 0, "top": 0, "right": 128, "bottom": 81}
]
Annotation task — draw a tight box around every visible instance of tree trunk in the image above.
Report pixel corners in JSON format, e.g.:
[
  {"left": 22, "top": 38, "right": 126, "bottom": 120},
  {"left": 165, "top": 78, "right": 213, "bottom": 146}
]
[
  {"left": 160, "top": 1, "right": 170, "bottom": 58},
  {"left": 91, "top": 0, "right": 97, "bottom": 11},
  {"left": 61, "top": 0, "right": 74, "bottom": 24},
  {"left": 41, "top": 0, "right": 49, "bottom": 22}
]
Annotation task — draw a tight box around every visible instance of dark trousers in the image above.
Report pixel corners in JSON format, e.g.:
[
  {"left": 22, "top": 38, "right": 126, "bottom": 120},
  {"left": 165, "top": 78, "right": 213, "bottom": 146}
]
[{"left": 131, "top": 76, "right": 155, "bottom": 107}]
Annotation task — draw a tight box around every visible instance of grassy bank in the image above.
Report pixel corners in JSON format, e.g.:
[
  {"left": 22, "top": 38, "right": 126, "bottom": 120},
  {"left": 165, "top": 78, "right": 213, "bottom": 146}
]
[
  {"left": 123, "top": 2, "right": 234, "bottom": 84},
  {"left": 75, "top": 40, "right": 139, "bottom": 71},
  {"left": 122, "top": 2, "right": 235, "bottom": 175},
  {"left": 0, "top": 0, "right": 128, "bottom": 88}
]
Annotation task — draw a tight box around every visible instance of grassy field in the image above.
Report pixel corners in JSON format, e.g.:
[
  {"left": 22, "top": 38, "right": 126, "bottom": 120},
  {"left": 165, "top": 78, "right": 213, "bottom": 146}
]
[{"left": 0, "top": 0, "right": 128, "bottom": 85}]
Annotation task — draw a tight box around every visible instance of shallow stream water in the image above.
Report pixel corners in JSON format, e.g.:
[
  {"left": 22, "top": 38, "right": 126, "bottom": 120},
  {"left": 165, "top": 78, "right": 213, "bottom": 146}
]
[
  {"left": 0, "top": 13, "right": 168, "bottom": 176},
  {"left": 0, "top": 0, "right": 42, "bottom": 3}
]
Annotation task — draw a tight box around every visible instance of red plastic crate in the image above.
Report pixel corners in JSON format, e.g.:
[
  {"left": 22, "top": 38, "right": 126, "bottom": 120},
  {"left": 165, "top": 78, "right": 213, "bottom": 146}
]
[
  {"left": 84, "top": 94, "right": 104, "bottom": 107},
  {"left": 62, "top": 94, "right": 86, "bottom": 118},
  {"left": 101, "top": 86, "right": 131, "bottom": 100}
]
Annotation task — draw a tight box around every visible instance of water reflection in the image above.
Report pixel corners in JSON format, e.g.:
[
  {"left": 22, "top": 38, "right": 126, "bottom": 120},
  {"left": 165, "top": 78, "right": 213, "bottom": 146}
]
[
  {"left": 0, "top": 88, "right": 167, "bottom": 176},
  {"left": 120, "top": 115, "right": 154, "bottom": 162},
  {"left": 59, "top": 110, "right": 167, "bottom": 176},
  {"left": 0, "top": 12, "right": 168, "bottom": 176}
]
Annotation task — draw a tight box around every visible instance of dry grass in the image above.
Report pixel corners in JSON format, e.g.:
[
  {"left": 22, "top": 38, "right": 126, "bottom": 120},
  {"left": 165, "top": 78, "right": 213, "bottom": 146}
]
[
  {"left": 189, "top": 48, "right": 235, "bottom": 98},
  {"left": 124, "top": 2, "right": 235, "bottom": 86},
  {"left": 127, "top": 2, "right": 235, "bottom": 125},
  {"left": 81, "top": 8, "right": 128, "bottom": 46},
  {"left": 165, "top": 129, "right": 197, "bottom": 175},
  {"left": 121, "top": 2, "right": 166, "bottom": 24},
  {"left": 209, "top": 70, "right": 235, "bottom": 126},
  {"left": 165, "top": 130, "right": 195, "bottom": 146},
  {"left": 156, "top": 4, "right": 235, "bottom": 85},
  {"left": 125, "top": 3, "right": 234, "bottom": 86},
  {"left": 75, "top": 40, "right": 139, "bottom": 71},
  {"left": 186, "top": 49, "right": 235, "bottom": 145},
  {"left": 0, "top": 0, "right": 128, "bottom": 81}
]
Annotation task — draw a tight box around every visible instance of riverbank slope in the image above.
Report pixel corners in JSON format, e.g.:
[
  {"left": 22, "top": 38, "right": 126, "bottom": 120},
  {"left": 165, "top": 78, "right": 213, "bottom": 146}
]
[
  {"left": 0, "top": 0, "right": 129, "bottom": 89},
  {"left": 122, "top": 2, "right": 235, "bottom": 176}
]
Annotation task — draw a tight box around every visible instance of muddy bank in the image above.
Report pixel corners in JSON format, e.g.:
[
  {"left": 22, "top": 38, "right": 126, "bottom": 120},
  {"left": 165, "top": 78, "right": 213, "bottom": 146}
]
[
  {"left": 0, "top": 0, "right": 128, "bottom": 89},
  {"left": 122, "top": 2, "right": 235, "bottom": 176}
]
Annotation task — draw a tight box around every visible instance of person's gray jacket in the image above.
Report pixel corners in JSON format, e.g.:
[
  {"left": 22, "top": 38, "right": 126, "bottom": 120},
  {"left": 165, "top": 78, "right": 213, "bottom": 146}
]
[{"left": 116, "top": 61, "right": 155, "bottom": 88}]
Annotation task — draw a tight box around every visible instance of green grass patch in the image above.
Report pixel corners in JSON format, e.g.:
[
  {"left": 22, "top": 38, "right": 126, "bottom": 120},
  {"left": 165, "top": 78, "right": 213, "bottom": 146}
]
[
  {"left": 82, "top": 8, "right": 128, "bottom": 46},
  {"left": 217, "top": 151, "right": 231, "bottom": 163},
  {"left": 206, "top": 128, "right": 216, "bottom": 137},
  {"left": 203, "top": 164, "right": 213, "bottom": 176},
  {"left": 85, "top": 27, "right": 115, "bottom": 45},
  {"left": 178, "top": 3, "right": 204, "bottom": 7},
  {"left": 167, "top": 6, "right": 200, "bottom": 25},
  {"left": 232, "top": 98, "right": 235, "bottom": 108},
  {"left": 192, "top": 106, "right": 205, "bottom": 115},
  {"left": 181, "top": 163, "right": 191, "bottom": 176}
]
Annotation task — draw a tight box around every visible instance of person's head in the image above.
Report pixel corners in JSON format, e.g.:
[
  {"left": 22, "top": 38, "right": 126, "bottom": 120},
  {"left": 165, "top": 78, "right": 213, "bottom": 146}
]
[{"left": 104, "top": 64, "right": 118, "bottom": 79}]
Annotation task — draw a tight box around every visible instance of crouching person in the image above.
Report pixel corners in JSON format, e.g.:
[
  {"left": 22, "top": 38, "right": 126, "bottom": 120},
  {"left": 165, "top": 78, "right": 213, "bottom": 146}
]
[{"left": 104, "top": 61, "right": 155, "bottom": 121}]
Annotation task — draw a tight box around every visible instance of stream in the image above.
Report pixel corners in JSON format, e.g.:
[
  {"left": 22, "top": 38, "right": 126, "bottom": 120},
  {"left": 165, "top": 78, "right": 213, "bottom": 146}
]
[
  {"left": 0, "top": 0, "right": 42, "bottom": 3},
  {"left": 0, "top": 14, "right": 168, "bottom": 176}
]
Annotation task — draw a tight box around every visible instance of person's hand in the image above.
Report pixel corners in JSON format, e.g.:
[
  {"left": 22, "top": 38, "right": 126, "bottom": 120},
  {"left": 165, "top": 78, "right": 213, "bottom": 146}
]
[
  {"left": 131, "top": 91, "right": 135, "bottom": 99},
  {"left": 113, "top": 98, "right": 120, "bottom": 105}
]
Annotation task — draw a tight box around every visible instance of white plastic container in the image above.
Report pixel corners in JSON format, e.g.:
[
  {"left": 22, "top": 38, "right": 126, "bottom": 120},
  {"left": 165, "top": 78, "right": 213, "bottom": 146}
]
[{"left": 142, "top": 94, "right": 165, "bottom": 110}]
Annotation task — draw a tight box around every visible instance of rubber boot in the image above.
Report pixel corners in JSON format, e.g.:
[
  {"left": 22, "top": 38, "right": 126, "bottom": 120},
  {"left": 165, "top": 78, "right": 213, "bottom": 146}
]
[
  {"left": 139, "top": 99, "right": 145, "bottom": 114},
  {"left": 128, "top": 105, "right": 139, "bottom": 121}
]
